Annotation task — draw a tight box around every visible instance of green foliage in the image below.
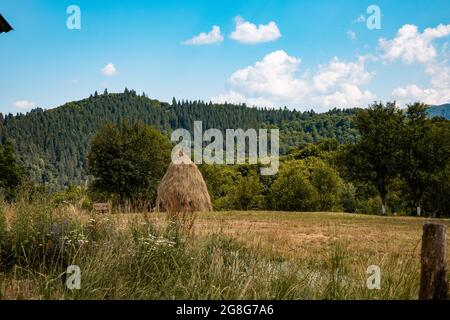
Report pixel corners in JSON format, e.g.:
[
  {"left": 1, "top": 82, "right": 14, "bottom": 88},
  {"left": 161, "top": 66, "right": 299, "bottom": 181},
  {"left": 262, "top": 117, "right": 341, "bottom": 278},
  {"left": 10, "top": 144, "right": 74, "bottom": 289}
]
[
  {"left": 340, "top": 182, "right": 357, "bottom": 213},
  {"left": 337, "top": 102, "right": 404, "bottom": 213},
  {"left": 307, "top": 158, "right": 343, "bottom": 211},
  {"left": 0, "top": 195, "right": 84, "bottom": 272},
  {"left": 400, "top": 104, "right": 450, "bottom": 216},
  {"left": 423, "top": 161, "right": 450, "bottom": 218},
  {"left": 0, "top": 141, "right": 25, "bottom": 200},
  {"left": 335, "top": 102, "right": 450, "bottom": 216},
  {"left": 51, "top": 185, "right": 85, "bottom": 205},
  {"left": 0, "top": 92, "right": 359, "bottom": 189},
  {"left": 87, "top": 122, "right": 171, "bottom": 205},
  {"left": 356, "top": 196, "right": 383, "bottom": 215},
  {"left": 0, "top": 91, "right": 448, "bottom": 217},
  {"left": 230, "top": 173, "right": 266, "bottom": 210},
  {"left": 200, "top": 164, "right": 267, "bottom": 210},
  {"left": 267, "top": 158, "right": 343, "bottom": 212},
  {"left": 286, "top": 138, "right": 339, "bottom": 161},
  {"left": 269, "top": 161, "right": 319, "bottom": 211},
  {"left": 199, "top": 164, "right": 239, "bottom": 210}
]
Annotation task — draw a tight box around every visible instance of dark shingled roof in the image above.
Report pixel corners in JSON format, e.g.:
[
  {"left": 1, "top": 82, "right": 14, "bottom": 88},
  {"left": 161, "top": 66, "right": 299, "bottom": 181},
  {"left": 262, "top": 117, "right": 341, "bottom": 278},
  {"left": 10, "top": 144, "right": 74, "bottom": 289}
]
[{"left": 0, "top": 14, "right": 13, "bottom": 33}]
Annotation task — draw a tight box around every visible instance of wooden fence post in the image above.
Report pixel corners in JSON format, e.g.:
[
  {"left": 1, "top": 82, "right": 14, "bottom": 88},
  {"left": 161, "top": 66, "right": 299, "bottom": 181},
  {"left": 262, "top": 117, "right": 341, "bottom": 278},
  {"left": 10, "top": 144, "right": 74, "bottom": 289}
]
[{"left": 419, "top": 222, "right": 448, "bottom": 300}]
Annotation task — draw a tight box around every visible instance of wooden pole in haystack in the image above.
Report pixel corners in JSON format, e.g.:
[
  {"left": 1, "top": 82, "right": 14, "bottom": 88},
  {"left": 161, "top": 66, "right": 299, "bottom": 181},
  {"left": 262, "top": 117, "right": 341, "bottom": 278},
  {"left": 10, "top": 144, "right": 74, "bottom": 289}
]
[{"left": 419, "top": 222, "right": 448, "bottom": 300}]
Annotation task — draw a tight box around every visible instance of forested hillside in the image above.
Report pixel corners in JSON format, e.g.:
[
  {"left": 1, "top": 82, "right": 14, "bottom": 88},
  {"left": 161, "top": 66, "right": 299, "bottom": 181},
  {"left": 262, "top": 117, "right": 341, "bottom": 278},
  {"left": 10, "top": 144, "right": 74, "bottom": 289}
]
[
  {"left": 428, "top": 104, "right": 450, "bottom": 119},
  {"left": 0, "top": 89, "right": 359, "bottom": 188}
]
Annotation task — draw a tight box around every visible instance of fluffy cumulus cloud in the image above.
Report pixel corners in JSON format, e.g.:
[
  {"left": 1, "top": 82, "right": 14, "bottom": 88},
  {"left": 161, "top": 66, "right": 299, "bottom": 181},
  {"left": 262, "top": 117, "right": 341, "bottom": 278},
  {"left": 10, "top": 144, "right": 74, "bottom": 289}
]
[
  {"left": 212, "top": 50, "right": 375, "bottom": 110},
  {"left": 383, "top": 24, "right": 450, "bottom": 105},
  {"left": 101, "top": 63, "right": 118, "bottom": 76},
  {"left": 392, "top": 62, "right": 450, "bottom": 105},
  {"left": 14, "top": 100, "right": 36, "bottom": 109},
  {"left": 229, "top": 17, "right": 281, "bottom": 44},
  {"left": 379, "top": 24, "right": 450, "bottom": 64},
  {"left": 212, "top": 23, "right": 450, "bottom": 109},
  {"left": 182, "top": 26, "right": 223, "bottom": 45}
]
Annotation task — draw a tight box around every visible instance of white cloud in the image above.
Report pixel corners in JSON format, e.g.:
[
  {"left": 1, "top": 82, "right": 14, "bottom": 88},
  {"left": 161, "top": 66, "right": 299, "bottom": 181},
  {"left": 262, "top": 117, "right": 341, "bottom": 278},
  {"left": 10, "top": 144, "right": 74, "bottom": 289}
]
[
  {"left": 101, "top": 63, "right": 118, "bottom": 76},
  {"left": 14, "top": 100, "right": 36, "bottom": 109},
  {"left": 354, "top": 14, "right": 366, "bottom": 23},
  {"left": 229, "top": 17, "right": 281, "bottom": 44},
  {"left": 386, "top": 24, "right": 450, "bottom": 105},
  {"left": 426, "top": 60, "right": 450, "bottom": 89},
  {"left": 392, "top": 84, "right": 450, "bottom": 105},
  {"left": 392, "top": 85, "right": 428, "bottom": 100},
  {"left": 347, "top": 30, "right": 357, "bottom": 41},
  {"left": 182, "top": 26, "right": 223, "bottom": 45},
  {"left": 379, "top": 24, "right": 450, "bottom": 64},
  {"left": 392, "top": 61, "right": 450, "bottom": 105},
  {"left": 212, "top": 50, "right": 375, "bottom": 111}
]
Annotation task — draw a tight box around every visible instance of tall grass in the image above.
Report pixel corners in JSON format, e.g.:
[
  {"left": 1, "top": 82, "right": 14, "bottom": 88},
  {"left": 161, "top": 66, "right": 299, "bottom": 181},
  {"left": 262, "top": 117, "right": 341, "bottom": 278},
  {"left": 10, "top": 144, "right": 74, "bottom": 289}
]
[{"left": 0, "top": 194, "right": 421, "bottom": 300}]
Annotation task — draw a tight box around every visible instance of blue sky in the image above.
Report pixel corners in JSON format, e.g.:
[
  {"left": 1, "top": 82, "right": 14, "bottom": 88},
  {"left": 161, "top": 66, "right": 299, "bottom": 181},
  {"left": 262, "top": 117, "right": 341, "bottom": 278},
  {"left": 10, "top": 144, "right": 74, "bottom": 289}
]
[{"left": 1, "top": 0, "right": 450, "bottom": 114}]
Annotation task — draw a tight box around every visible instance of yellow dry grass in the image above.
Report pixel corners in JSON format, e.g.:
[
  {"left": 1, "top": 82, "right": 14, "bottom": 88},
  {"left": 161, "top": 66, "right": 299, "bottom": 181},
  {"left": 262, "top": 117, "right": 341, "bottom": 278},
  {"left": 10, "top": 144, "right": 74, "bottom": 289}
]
[
  {"left": 114, "top": 211, "right": 450, "bottom": 264},
  {"left": 196, "top": 211, "right": 450, "bottom": 262}
]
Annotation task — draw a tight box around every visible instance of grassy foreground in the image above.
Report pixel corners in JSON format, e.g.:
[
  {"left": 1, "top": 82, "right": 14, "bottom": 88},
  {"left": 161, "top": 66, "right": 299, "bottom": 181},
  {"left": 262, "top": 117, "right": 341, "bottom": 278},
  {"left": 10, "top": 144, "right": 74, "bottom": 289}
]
[{"left": 0, "top": 199, "right": 449, "bottom": 300}]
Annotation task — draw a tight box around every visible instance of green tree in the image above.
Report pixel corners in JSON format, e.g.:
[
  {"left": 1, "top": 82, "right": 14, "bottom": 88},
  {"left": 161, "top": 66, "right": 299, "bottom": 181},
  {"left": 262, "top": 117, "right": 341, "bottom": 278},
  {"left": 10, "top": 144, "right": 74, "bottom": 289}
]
[
  {"left": 0, "top": 92, "right": 359, "bottom": 189},
  {"left": 230, "top": 174, "right": 266, "bottom": 210},
  {"left": 199, "top": 164, "right": 239, "bottom": 210},
  {"left": 87, "top": 122, "right": 171, "bottom": 205},
  {"left": 400, "top": 103, "right": 431, "bottom": 215},
  {"left": 0, "top": 140, "right": 25, "bottom": 200},
  {"left": 423, "top": 161, "right": 450, "bottom": 218},
  {"left": 338, "top": 102, "right": 404, "bottom": 214},
  {"left": 420, "top": 118, "right": 450, "bottom": 217},
  {"left": 307, "top": 158, "right": 342, "bottom": 211},
  {"left": 269, "top": 161, "right": 319, "bottom": 211},
  {"left": 395, "top": 103, "right": 450, "bottom": 216}
]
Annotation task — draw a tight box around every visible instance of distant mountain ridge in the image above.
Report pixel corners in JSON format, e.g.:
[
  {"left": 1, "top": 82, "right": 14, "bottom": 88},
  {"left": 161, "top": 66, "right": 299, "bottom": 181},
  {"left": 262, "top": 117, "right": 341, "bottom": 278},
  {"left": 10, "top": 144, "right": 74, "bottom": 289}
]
[{"left": 429, "top": 104, "right": 450, "bottom": 119}]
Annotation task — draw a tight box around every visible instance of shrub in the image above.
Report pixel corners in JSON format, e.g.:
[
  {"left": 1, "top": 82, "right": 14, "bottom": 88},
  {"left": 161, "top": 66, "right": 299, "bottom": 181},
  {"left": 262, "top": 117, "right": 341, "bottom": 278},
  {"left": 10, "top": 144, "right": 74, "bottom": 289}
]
[
  {"left": 230, "top": 174, "right": 266, "bottom": 210},
  {"left": 307, "top": 158, "right": 343, "bottom": 211},
  {"left": 340, "top": 183, "right": 357, "bottom": 213},
  {"left": 269, "top": 161, "right": 319, "bottom": 211},
  {"left": 357, "top": 196, "right": 383, "bottom": 215}
]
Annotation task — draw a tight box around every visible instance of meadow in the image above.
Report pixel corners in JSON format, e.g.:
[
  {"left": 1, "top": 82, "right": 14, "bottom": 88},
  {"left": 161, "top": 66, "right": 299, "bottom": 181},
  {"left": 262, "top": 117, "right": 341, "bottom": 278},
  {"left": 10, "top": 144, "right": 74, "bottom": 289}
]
[{"left": 1, "top": 196, "right": 448, "bottom": 300}]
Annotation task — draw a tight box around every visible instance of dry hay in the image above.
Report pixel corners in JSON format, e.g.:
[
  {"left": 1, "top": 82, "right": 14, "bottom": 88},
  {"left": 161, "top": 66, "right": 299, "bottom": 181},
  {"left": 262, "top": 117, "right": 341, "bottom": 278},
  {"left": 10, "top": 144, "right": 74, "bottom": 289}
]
[{"left": 155, "top": 151, "right": 212, "bottom": 220}]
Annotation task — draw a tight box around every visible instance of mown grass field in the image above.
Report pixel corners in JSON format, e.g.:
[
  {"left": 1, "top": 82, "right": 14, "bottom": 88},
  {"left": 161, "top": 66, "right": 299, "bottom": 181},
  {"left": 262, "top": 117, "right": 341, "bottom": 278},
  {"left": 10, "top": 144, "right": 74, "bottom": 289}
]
[
  {"left": 195, "top": 211, "right": 450, "bottom": 262},
  {"left": 1, "top": 203, "right": 449, "bottom": 300},
  {"left": 115, "top": 211, "right": 450, "bottom": 299}
]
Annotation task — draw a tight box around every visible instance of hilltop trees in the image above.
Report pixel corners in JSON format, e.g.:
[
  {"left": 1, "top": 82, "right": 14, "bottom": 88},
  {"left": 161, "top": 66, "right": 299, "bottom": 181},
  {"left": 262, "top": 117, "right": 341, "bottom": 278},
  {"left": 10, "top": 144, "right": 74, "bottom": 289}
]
[
  {"left": 0, "top": 92, "right": 359, "bottom": 188},
  {"left": 87, "top": 122, "right": 171, "bottom": 206}
]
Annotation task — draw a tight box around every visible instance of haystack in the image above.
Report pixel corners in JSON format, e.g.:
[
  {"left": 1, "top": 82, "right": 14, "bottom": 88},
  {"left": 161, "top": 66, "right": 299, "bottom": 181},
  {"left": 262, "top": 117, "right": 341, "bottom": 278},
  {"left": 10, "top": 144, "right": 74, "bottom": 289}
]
[{"left": 155, "top": 150, "right": 212, "bottom": 213}]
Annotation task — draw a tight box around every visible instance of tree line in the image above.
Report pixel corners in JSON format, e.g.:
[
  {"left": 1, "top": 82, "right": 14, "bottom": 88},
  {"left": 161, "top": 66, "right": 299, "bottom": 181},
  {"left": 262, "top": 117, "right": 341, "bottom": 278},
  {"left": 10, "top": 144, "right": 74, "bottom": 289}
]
[
  {"left": 60, "top": 102, "right": 450, "bottom": 217},
  {"left": 0, "top": 92, "right": 448, "bottom": 217},
  {"left": 0, "top": 89, "right": 358, "bottom": 189}
]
